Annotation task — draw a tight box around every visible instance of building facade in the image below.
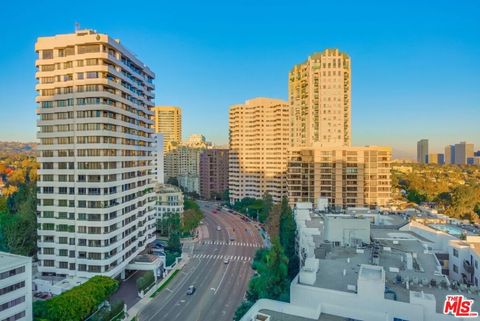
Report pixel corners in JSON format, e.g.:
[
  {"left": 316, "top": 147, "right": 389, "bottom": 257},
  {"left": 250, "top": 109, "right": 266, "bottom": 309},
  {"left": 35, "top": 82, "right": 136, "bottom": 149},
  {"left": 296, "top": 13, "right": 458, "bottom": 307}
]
[
  {"left": 444, "top": 145, "right": 455, "bottom": 164},
  {"left": 288, "top": 145, "right": 392, "bottom": 208},
  {"left": 289, "top": 49, "right": 351, "bottom": 148},
  {"left": 153, "top": 133, "right": 164, "bottom": 184},
  {"left": 428, "top": 153, "right": 444, "bottom": 165},
  {"left": 417, "top": 139, "right": 429, "bottom": 164},
  {"left": 199, "top": 149, "right": 229, "bottom": 200},
  {"left": 35, "top": 29, "right": 156, "bottom": 278},
  {"left": 0, "top": 252, "right": 32, "bottom": 321},
  {"left": 152, "top": 106, "right": 182, "bottom": 152},
  {"left": 154, "top": 184, "right": 184, "bottom": 221},
  {"left": 229, "top": 97, "right": 290, "bottom": 203},
  {"left": 165, "top": 146, "right": 203, "bottom": 194},
  {"left": 454, "top": 141, "right": 474, "bottom": 165}
]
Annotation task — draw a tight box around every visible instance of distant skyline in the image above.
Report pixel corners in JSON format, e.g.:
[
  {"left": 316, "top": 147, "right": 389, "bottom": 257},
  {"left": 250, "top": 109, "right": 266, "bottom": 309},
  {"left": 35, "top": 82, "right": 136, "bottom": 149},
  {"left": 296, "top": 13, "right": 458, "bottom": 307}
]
[{"left": 0, "top": 0, "right": 478, "bottom": 159}]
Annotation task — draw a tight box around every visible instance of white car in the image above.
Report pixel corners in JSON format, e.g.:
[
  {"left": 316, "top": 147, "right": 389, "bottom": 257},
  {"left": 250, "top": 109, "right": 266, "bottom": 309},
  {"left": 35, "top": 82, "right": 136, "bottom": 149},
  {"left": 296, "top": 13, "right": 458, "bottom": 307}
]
[
  {"left": 223, "top": 258, "right": 229, "bottom": 264},
  {"left": 217, "top": 226, "right": 221, "bottom": 231}
]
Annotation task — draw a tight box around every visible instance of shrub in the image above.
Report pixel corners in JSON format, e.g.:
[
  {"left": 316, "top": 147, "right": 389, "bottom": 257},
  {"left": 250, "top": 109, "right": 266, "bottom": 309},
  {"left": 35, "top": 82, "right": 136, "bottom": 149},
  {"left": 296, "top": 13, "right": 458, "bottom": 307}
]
[
  {"left": 33, "top": 276, "right": 118, "bottom": 321},
  {"left": 136, "top": 271, "right": 155, "bottom": 292}
]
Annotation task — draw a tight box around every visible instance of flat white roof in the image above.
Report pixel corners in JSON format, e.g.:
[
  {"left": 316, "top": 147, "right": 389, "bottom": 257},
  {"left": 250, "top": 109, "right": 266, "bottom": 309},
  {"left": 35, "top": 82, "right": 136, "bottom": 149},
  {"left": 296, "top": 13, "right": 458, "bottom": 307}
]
[{"left": 0, "top": 251, "right": 31, "bottom": 271}]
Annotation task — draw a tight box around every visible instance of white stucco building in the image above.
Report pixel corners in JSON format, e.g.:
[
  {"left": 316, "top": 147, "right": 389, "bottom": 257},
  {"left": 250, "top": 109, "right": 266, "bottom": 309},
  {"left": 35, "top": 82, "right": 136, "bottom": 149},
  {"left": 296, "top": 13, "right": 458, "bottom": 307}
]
[
  {"left": 154, "top": 184, "right": 184, "bottom": 220},
  {"left": 35, "top": 29, "right": 157, "bottom": 280},
  {"left": 448, "top": 236, "right": 480, "bottom": 287},
  {"left": 241, "top": 203, "right": 478, "bottom": 321},
  {"left": 0, "top": 252, "right": 32, "bottom": 321}
]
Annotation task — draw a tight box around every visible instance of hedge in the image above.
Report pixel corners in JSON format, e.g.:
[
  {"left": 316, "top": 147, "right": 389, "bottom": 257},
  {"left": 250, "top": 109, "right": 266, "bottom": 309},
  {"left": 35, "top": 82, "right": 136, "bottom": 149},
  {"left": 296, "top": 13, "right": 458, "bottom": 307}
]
[
  {"left": 136, "top": 271, "right": 155, "bottom": 292},
  {"left": 33, "top": 276, "right": 119, "bottom": 321}
]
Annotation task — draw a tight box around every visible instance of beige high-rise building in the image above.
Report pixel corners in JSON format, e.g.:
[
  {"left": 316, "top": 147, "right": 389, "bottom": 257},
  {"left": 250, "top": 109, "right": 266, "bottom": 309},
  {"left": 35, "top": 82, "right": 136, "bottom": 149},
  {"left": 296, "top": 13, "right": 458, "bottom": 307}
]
[
  {"left": 288, "top": 145, "right": 392, "bottom": 208},
  {"left": 35, "top": 29, "right": 157, "bottom": 279},
  {"left": 454, "top": 141, "right": 474, "bottom": 165},
  {"left": 164, "top": 146, "right": 203, "bottom": 193},
  {"left": 289, "top": 49, "right": 351, "bottom": 148},
  {"left": 153, "top": 106, "right": 182, "bottom": 152},
  {"left": 229, "top": 97, "right": 290, "bottom": 203}
]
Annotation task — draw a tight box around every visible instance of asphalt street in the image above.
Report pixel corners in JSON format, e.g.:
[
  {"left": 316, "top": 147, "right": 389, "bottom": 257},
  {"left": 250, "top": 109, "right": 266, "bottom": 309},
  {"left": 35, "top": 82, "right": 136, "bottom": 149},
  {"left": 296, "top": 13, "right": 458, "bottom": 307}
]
[{"left": 139, "top": 201, "right": 263, "bottom": 321}]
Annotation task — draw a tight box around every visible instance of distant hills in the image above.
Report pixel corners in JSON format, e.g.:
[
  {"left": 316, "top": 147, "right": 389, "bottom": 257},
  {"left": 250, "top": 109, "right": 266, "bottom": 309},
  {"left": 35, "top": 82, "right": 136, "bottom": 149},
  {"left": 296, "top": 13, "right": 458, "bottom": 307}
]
[{"left": 0, "top": 141, "right": 37, "bottom": 157}]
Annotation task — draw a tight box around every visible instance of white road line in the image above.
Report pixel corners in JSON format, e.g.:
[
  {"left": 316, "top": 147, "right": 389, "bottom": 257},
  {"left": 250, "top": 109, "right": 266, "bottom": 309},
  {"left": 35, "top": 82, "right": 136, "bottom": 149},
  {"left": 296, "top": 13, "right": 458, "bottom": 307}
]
[{"left": 215, "top": 263, "right": 231, "bottom": 295}]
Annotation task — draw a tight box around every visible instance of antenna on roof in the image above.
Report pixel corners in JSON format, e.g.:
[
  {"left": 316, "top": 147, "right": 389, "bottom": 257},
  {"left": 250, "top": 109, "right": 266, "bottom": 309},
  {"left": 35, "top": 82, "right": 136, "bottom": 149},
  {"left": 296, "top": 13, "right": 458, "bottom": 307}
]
[{"left": 75, "top": 22, "right": 80, "bottom": 32}]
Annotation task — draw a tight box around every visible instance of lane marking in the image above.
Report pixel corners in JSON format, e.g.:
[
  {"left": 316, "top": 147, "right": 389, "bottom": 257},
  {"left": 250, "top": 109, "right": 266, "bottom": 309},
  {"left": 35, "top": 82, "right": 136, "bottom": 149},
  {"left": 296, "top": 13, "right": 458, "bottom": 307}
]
[{"left": 214, "top": 261, "right": 230, "bottom": 295}]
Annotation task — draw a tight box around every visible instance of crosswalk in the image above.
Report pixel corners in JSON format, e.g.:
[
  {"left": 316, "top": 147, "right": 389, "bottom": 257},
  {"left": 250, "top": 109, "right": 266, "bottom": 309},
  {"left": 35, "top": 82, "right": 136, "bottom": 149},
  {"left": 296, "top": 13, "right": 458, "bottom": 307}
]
[
  {"left": 201, "top": 240, "right": 260, "bottom": 247},
  {"left": 192, "top": 254, "right": 252, "bottom": 262}
]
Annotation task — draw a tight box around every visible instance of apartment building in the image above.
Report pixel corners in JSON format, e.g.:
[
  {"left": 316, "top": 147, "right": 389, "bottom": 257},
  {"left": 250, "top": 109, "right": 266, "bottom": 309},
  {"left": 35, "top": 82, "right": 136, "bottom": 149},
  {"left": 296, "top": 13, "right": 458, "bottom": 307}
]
[
  {"left": 288, "top": 145, "right": 392, "bottom": 208},
  {"left": 153, "top": 133, "right": 164, "bottom": 184},
  {"left": 417, "top": 139, "right": 429, "bottom": 164},
  {"left": 184, "top": 134, "right": 211, "bottom": 148},
  {"left": 448, "top": 236, "right": 480, "bottom": 287},
  {"left": 0, "top": 252, "right": 32, "bottom": 321},
  {"left": 152, "top": 106, "right": 182, "bottom": 152},
  {"left": 240, "top": 204, "right": 467, "bottom": 321},
  {"left": 289, "top": 49, "right": 351, "bottom": 148},
  {"left": 444, "top": 145, "right": 455, "bottom": 164},
  {"left": 229, "top": 98, "right": 290, "bottom": 203},
  {"left": 428, "top": 153, "right": 444, "bottom": 165},
  {"left": 199, "top": 149, "right": 229, "bottom": 200},
  {"left": 454, "top": 141, "right": 474, "bottom": 165},
  {"left": 154, "top": 184, "right": 184, "bottom": 221},
  {"left": 165, "top": 146, "right": 203, "bottom": 193},
  {"left": 35, "top": 29, "right": 157, "bottom": 279}
]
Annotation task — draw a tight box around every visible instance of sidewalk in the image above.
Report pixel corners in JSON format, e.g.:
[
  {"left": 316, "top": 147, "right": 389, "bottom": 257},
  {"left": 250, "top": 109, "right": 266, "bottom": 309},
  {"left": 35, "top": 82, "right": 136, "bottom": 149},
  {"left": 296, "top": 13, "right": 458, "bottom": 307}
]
[{"left": 125, "top": 257, "right": 189, "bottom": 321}]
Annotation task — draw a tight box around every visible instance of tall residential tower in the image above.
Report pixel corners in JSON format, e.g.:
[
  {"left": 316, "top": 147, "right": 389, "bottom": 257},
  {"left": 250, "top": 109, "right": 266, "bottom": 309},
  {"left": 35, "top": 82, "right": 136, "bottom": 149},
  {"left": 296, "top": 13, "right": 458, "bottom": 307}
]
[
  {"left": 229, "top": 98, "right": 290, "bottom": 203},
  {"left": 35, "top": 29, "right": 156, "bottom": 279},
  {"left": 153, "top": 106, "right": 182, "bottom": 152},
  {"left": 289, "top": 49, "right": 351, "bottom": 148},
  {"left": 417, "top": 139, "right": 429, "bottom": 164}
]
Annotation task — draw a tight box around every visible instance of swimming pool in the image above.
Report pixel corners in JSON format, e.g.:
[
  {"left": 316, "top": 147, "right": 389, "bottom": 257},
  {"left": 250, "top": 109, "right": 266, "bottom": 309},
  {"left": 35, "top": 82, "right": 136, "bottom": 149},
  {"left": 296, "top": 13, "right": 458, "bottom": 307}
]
[{"left": 428, "top": 224, "right": 467, "bottom": 237}]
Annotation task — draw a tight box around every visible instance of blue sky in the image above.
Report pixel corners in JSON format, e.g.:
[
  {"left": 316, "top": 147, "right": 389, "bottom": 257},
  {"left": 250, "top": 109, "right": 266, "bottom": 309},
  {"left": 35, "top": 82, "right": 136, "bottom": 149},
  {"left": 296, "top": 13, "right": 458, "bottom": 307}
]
[{"left": 0, "top": 0, "right": 478, "bottom": 159}]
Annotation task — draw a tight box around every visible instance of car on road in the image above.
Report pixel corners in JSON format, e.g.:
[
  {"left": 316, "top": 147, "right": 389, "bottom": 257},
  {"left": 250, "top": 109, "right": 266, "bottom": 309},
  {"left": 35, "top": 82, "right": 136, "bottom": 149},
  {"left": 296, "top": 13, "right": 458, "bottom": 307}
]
[
  {"left": 186, "top": 285, "right": 196, "bottom": 295},
  {"left": 223, "top": 258, "right": 229, "bottom": 264},
  {"left": 230, "top": 236, "right": 235, "bottom": 241},
  {"left": 217, "top": 225, "right": 221, "bottom": 231}
]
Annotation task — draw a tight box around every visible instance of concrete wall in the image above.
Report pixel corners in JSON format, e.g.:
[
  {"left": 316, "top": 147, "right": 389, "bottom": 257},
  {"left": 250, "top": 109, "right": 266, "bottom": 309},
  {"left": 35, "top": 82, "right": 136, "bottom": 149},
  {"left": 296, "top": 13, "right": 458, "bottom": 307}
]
[
  {"left": 324, "top": 216, "right": 370, "bottom": 246},
  {"left": 400, "top": 221, "right": 456, "bottom": 252}
]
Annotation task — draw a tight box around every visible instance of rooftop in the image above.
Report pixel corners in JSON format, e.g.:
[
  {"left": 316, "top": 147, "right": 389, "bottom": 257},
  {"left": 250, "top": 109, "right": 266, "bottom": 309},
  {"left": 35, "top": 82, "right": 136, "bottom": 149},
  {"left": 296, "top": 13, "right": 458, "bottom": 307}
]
[
  {"left": 306, "top": 228, "right": 480, "bottom": 314},
  {"left": 0, "top": 251, "right": 31, "bottom": 270},
  {"left": 258, "top": 310, "right": 346, "bottom": 321}
]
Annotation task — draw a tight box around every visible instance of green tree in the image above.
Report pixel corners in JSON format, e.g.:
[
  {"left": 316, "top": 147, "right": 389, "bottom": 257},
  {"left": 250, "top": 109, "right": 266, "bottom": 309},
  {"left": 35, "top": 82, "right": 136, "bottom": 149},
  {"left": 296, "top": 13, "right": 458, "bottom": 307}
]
[
  {"left": 247, "top": 238, "right": 289, "bottom": 302},
  {"left": 447, "top": 185, "right": 480, "bottom": 221},
  {"left": 222, "top": 189, "right": 230, "bottom": 204},
  {"left": 0, "top": 196, "right": 7, "bottom": 213},
  {"left": 406, "top": 189, "right": 427, "bottom": 204},
  {"left": 259, "top": 193, "right": 273, "bottom": 223},
  {"left": 233, "top": 300, "right": 254, "bottom": 321},
  {"left": 167, "top": 230, "right": 181, "bottom": 253},
  {"left": 0, "top": 182, "right": 37, "bottom": 256},
  {"left": 279, "top": 197, "right": 298, "bottom": 280}
]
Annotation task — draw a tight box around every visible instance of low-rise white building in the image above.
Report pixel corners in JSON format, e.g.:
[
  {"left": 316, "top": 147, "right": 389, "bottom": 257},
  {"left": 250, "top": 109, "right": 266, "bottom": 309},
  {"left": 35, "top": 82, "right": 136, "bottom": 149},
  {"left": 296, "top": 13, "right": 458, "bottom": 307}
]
[
  {"left": 0, "top": 252, "right": 32, "bottom": 321},
  {"left": 448, "top": 236, "right": 480, "bottom": 287},
  {"left": 241, "top": 203, "right": 478, "bottom": 321},
  {"left": 154, "top": 184, "right": 184, "bottom": 220}
]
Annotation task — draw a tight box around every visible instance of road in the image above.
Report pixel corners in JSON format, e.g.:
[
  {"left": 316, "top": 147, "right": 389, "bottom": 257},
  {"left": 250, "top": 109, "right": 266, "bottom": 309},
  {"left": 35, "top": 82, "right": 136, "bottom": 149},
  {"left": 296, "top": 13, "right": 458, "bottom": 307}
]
[{"left": 139, "top": 200, "right": 263, "bottom": 321}]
